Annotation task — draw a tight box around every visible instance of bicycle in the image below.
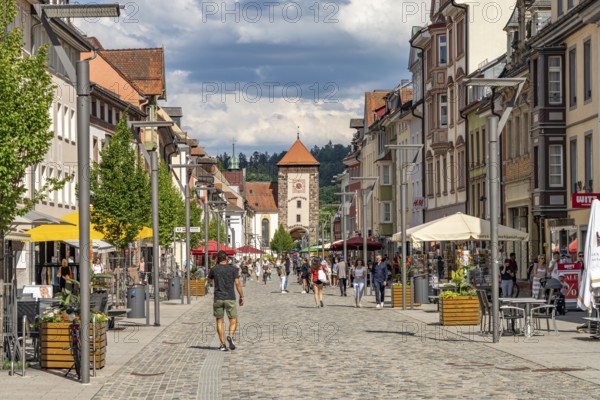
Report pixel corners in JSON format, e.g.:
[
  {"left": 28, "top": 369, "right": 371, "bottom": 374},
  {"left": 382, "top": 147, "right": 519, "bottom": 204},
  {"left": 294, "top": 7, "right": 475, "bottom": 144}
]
[{"left": 64, "top": 307, "right": 81, "bottom": 380}]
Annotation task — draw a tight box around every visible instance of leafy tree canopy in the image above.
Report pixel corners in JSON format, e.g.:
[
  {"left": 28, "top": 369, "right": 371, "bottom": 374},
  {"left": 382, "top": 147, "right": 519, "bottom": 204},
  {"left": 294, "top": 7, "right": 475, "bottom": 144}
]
[
  {"left": 89, "top": 116, "right": 151, "bottom": 251},
  {"left": 0, "top": 0, "right": 64, "bottom": 235},
  {"left": 270, "top": 224, "right": 294, "bottom": 255}
]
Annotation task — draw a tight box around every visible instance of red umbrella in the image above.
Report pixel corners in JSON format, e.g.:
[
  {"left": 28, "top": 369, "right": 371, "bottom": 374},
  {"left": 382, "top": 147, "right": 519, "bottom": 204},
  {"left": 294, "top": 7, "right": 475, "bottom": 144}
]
[
  {"left": 191, "top": 240, "right": 237, "bottom": 256},
  {"left": 330, "top": 236, "right": 383, "bottom": 251},
  {"left": 236, "top": 245, "right": 265, "bottom": 255}
]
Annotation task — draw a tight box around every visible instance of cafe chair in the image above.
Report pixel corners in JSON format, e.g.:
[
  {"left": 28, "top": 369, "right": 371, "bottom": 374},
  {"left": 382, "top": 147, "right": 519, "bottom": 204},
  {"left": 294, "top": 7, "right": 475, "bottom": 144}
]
[
  {"left": 500, "top": 305, "right": 526, "bottom": 335},
  {"left": 530, "top": 305, "right": 559, "bottom": 335},
  {"left": 476, "top": 289, "right": 492, "bottom": 334}
]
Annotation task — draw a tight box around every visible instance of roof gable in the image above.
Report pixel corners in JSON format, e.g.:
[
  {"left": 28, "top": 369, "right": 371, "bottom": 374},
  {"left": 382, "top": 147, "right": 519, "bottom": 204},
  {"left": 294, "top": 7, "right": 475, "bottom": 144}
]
[
  {"left": 246, "top": 182, "right": 279, "bottom": 212},
  {"left": 98, "top": 48, "right": 165, "bottom": 98},
  {"left": 277, "top": 139, "right": 320, "bottom": 166}
]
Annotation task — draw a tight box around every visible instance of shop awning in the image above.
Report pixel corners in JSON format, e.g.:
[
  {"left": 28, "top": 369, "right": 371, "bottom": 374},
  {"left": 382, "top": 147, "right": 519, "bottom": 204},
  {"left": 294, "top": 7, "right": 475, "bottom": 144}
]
[
  {"left": 25, "top": 210, "right": 153, "bottom": 242},
  {"left": 63, "top": 239, "right": 116, "bottom": 253}
]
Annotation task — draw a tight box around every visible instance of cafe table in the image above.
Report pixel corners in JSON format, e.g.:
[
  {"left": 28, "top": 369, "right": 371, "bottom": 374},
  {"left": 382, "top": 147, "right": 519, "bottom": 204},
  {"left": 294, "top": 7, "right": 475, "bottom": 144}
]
[{"left": 500, "top": 297, "right": 546, "bottom": 337}]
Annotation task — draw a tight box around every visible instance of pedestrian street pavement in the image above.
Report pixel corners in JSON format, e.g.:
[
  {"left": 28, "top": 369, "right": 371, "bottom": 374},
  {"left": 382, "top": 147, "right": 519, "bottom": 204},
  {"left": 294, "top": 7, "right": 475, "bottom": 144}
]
[{"left": 2, "top": 276, "right": 599, "bottom": 399}]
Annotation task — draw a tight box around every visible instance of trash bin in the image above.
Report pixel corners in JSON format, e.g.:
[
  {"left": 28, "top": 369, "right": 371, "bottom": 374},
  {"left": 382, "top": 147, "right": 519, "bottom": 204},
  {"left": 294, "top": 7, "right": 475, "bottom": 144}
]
[
  {"left": 127, "top": 284, "right": 146, "bottom": 318},
  {"left": 168, "top": 277, "right": 181, "bottom": 300},
  {"left": 413, "top": 275, "right": 429, "bottom": 304}
]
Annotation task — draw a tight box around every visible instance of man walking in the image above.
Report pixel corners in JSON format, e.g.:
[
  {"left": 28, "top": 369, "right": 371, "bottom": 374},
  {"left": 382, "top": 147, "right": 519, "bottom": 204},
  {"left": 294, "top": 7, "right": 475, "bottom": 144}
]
[
  {"left": 281, "top": 253, "right": 291, "bottom": 293},
  {"left": 207, "top": 250, "right": 244, "bottom": 351},
  {"left": 509, "top": 252, "right": 518, "bottom": 284},
  {"left": 373, "top": 254, "right": 388, "bottom": 308},
  {"left": 337, "top": 256, "right": 347, "bottom": 296}
]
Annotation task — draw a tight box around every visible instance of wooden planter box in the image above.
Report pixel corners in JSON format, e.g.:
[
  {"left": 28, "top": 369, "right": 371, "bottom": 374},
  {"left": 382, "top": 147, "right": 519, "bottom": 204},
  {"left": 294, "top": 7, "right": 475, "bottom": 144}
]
[
  {"left": 439, "top": 296, "right": 480, "bottom": 326},
  {"left": 41, "top": 321, "right": 107, "bottom": 369},
  {"left": 392, "top": 285, "right": 413, "bottom": 307},
  {"left": 184, "top": 279, "right": 206, "bottom": 296}
]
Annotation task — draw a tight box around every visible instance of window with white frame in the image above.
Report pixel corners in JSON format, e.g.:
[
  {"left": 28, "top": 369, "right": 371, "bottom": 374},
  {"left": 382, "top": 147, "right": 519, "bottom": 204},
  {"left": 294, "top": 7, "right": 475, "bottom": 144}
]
[
  {"left": 585, "top": 134, "right": 593, "bottom": 191},
  {"left": 439, "top": 94, "right": 448, "bottom": 127},
  {"left": 48, "top": 167, "right": 54, "bottom": 202},
  {"left": 56, "top": 103, "right": 62, "bottom": 138},
  {"left": 427, "top": 161, "right": 434, "bottom": 196},
  {"left": 548, "top": 56, "right": 563, "bottom": 105},
  {"left": 381, "top": 202, "right": 392, "bottom": 223},
  {"left": 584, "top": 40, "right": 592, "bottom": 102},
  {"left": 438, "top": 35, "right": 447, "bottom": 65},
  {"left": 57, "top": 170, "right": 63, "bottom": 204},
  {"left": 381, "top": 164, "right": 391, "bottom": 185},
  {"left": 63, "top": 106, "right": 69, "bottom": 141},
  {"left": 515, "top": 115, "right": 521, "bottom": 157},
  {"left": 70, "top": 109, "right": 76, "bottom": 143},
  {"left": 549, "top": 144, "right": 563, "bottom": 187},
  {"left": 569, "top": 48, "right": 576, "bottom": 107}
]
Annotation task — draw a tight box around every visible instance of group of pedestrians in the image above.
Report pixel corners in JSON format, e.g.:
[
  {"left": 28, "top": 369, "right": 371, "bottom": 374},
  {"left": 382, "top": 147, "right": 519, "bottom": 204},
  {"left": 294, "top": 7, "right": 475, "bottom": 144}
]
[{"left": 206, "top": 250, "right": 391, "bottom": 352}]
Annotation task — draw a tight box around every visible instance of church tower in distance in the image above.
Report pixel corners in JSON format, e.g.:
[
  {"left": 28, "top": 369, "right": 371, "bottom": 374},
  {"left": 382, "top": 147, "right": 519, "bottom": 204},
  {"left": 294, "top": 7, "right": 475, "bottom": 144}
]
[{"left": 277, "top": 135, "right": 320, "bottom": 244}]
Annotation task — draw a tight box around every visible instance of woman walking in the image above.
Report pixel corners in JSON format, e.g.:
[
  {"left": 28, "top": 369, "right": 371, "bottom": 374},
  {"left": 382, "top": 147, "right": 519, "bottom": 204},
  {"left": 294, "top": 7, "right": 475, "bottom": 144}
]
[
  {"left": 532, "top": 254, "right": 547, "bottom": 299},
  {"left": 352, "top": 258, "right": 367, "bottom": 307},
  {"left": 310, "top": 258, "right": 326, "bottom": 307}
]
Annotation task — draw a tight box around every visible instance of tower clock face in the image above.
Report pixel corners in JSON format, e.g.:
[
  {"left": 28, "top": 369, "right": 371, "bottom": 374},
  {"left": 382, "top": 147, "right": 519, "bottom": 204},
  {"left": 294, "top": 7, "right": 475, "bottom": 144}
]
[{"left": 293, "top": 179, "right": 306, "bottom": 193}]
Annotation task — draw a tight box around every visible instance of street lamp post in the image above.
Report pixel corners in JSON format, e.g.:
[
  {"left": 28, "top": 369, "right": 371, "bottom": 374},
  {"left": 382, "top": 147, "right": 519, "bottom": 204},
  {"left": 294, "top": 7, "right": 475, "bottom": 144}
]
[
  {"left": 131, "top": 121, "right": 175, "bottom": 328},
  {"left": 463, "top": 77, "right": 526, "bottom": 343},
  {"left": 34, "top": 3, "right": 122, "bottom": 384},
  {"left": 350, "top": 177, "right": 378, "bottom": 292},
  {"left": 335, "top": 192, "right": 356, "bottom": 268},
  {"left": 172, "top": 160, "right": 217, "bottom": 304},
  {"left": 386, "top": 144, "right": 423, "bottom": 310}
]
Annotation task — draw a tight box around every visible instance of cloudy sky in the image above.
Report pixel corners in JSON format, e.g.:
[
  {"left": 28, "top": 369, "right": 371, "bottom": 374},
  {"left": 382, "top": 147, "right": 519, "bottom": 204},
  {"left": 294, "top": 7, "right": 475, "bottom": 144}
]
[{"left": 77, "top": 0, "right": 429, "bottom": 155}]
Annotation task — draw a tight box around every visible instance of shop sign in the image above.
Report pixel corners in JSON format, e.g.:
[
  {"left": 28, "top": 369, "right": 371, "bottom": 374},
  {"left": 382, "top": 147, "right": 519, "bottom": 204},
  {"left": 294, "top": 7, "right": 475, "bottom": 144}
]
[
  {"left": 572, "top": 193, "right": 600, "bottom": 208},
  {"left": 557, "top": 262, "right": 583, "bottom": 302}
]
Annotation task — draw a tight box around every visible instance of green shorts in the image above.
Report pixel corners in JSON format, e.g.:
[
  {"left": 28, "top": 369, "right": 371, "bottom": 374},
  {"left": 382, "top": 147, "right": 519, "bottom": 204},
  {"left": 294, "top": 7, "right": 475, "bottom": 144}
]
[{"left": 213, "top": 299, "right": 238, "bottom": 319}]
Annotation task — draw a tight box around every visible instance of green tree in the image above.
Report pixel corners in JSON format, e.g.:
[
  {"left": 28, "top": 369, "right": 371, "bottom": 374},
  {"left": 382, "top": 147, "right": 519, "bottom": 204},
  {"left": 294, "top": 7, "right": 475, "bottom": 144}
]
[
  {"left": 158, "top": 163, "right": 184, "bottom": 247},
  {"left": 270, "top": 224, "right": 294, "bottom": 255},
  {"left": 89, "top": 116, "right": 151, "bottom": 255},
  {"left": 189, "top": 200, "right": 203, "bottom": 248},
  {"left": 0, "top": 0, "right": 67, "bottom": 278},
  {"left": 199, "top": 214, "right": 226, "bottom": 243}
]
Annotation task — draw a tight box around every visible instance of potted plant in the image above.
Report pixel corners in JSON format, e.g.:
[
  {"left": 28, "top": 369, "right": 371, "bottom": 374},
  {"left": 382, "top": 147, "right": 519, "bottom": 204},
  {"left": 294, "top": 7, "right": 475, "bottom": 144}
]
[
  {"left": 184, "top": 267, "right": 206, "bottom": 296},
  {"left": 38, "top": 279, "right": 108, "bottom": 369},
  {"left": 438, "top": 268, "right": 480, "bottom": 326},
  {"left": 392, "top": 282, "right": 413, "bottom": 307}
]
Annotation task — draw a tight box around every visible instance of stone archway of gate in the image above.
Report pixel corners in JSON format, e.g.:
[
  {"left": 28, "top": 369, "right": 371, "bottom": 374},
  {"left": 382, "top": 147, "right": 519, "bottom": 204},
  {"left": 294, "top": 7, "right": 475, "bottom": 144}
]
[{"left": 289, "top": 226, "right": 308, "bottom": 240}]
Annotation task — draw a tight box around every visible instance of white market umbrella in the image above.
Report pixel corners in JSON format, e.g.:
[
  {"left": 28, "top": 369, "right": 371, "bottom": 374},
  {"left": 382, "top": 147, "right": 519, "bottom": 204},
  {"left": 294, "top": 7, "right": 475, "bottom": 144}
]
[
  {"left": 578, "top": 199, "right": 600, "bottom": 311},
  {"left": 392, "top": 212, "right": 529, "bottom": 242}
]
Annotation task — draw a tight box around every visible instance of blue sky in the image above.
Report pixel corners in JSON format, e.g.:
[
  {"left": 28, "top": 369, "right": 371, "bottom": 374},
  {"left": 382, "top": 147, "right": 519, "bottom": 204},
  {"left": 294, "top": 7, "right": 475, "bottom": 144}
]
[{"left": 77, "top": 0, "right": 428, "bottom": 155}]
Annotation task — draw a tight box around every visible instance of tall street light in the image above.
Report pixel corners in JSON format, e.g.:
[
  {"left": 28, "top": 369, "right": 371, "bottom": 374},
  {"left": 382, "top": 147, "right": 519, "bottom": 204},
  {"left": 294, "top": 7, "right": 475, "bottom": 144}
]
[
  {"left": 386, "top": 144, "right": 423, "bottom": 310},
  {"left": 195, "top": 184, "right": 217, "bottom": 279},
  {"left": 171, "top": 159, "right": 217, "bottom": 304},
  {"left": 34, "top": 2, "right": 121, "bottom": 384},
  {"left": 335, "top": 192, "right": 357, "bottom": 267},
  {"left": 131, "top": 120, "right": 174, "bottom": 328},
  {"left": 350, "top": 177, "right": 378, "bottom": 291},
  {"left": 463, "top": 77, "right": 526, "bottom": 343}
]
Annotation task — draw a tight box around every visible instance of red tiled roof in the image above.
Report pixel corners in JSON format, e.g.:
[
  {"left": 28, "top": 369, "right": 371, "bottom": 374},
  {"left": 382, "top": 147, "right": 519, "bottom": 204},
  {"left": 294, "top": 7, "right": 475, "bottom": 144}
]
[
  {"left": 246, "top": 182, "right": 278, "bottom": 212},
  {"left": 365, "top": 91, "right": 388, "bottom": 127},
  {"left": 277, "top": 139, "right": 320, "bottom": 166},
  {"left": 99, "top": 48, "right": 165, "bottom": 97},
  {"left": 223, "top": 171, "right": 244, "bottom": 187}
]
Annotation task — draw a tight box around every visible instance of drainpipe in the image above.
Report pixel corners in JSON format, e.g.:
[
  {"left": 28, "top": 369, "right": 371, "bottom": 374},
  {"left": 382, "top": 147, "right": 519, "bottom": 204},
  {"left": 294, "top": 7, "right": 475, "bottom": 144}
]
[
  {"left": 409, "top": 38, "right": 426, "bottom": 223},
  {"left": 451, "top": 0, "right": 469, "bottom": 214}
]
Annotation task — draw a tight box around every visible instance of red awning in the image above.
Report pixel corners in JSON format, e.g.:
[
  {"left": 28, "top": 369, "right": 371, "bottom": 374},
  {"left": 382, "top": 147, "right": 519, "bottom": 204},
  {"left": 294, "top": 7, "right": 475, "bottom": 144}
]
[
  {"left": 330, "top": 236, "right": 383, "bottom": 251},
  {"left": 236, "top": 245, "right": 265, "bottom": 255},
  {"left": 191, "top": 240, "right": 237, "bottom": 256}
]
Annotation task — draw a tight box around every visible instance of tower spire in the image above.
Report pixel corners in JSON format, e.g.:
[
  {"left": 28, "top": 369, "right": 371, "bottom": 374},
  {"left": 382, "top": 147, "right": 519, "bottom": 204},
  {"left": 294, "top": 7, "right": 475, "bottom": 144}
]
[{"left": 297, "top": 126, "right": 300, "bottom": 140}]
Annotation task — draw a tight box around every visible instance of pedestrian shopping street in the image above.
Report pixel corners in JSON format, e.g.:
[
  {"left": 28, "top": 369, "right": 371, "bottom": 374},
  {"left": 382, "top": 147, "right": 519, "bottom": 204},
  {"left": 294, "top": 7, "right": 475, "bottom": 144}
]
[{"left": 75, "top": 278, "right": 600, "bottom": 399}]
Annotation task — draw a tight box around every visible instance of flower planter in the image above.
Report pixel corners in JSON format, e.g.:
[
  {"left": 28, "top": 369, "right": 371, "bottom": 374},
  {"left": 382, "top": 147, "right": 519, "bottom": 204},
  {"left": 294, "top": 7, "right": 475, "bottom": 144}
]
[
  {"left": 439, "top": 296, "right": 480, "bottom": 326},
  {"left": 41, "top": 321, "right": 107, "bottom": 369},
  {"left": 183, "top": 279, "right": 206, "bottom": 296},
  {"left": 392, "top": 285, "right": 417, "bottom": 307}
]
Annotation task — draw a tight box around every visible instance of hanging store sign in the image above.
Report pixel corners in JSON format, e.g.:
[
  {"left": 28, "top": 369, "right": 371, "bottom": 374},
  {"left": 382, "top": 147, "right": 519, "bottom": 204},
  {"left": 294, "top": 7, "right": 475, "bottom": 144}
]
[{"left": 572, "top": 193, "right": 600, "bottom": 208}]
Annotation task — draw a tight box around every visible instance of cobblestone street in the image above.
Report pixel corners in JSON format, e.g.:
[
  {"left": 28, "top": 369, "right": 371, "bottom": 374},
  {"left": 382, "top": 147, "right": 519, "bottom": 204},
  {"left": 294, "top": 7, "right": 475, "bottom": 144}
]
[{"left": 89, "top": 277, "right": 599, "bottom": 400}]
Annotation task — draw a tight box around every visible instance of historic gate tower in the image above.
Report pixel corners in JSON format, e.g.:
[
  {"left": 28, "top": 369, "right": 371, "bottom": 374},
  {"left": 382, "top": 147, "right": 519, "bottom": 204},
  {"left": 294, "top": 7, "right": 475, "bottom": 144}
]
[{"left": 277, "top": 136, "right": 320, "bottom": 243}]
